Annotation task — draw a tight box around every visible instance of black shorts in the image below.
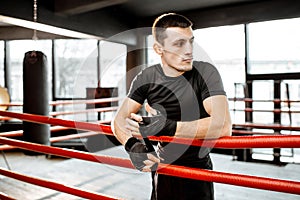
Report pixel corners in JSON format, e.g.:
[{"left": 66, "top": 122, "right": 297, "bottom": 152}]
[{"left": 151, "top": 155, "right": 214, "bottom": 200}]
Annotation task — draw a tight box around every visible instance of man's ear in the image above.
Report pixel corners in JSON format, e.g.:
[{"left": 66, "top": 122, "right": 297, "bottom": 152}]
[{"left": 153, "top": 42, "right": 163, "bottom": 56}]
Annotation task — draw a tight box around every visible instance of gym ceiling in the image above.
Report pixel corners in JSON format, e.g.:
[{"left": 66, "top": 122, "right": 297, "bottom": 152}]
[{"left": 0, "top": 0, "right": 300, "bottom": 44}]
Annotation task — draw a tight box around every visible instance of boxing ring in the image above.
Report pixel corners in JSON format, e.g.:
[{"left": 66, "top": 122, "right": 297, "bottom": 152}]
[{"left": 0, "top": 104, "right": 300, "bottom": 199}]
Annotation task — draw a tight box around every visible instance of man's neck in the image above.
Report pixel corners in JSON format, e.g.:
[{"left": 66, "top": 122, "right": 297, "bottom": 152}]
[{"left": 160, "top": 64, "right": 184, "bottom": 77}]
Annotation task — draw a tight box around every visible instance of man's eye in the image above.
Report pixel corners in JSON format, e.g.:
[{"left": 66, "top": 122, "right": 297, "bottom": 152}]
[{"left": 174, "top": 41, "right": 185, "bottom": 47}]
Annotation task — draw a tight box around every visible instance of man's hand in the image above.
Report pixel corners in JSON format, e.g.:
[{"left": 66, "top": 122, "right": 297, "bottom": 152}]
[
  {"left": 139, "top": 112, "right": 176, "bottom": 137},
  {"left": 124, "top": 104, "right": 176, "bottom": 172},
  {"left": 126, "top": 104, "right": 177, "bottom": 137},
  {"left": 125, "top": 137, "right": 160, "bottom": 172}
]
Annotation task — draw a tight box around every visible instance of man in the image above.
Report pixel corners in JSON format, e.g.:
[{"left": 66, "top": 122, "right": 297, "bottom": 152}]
[{"left": 112, "top": 13, "right": 232, "bottom": 200}]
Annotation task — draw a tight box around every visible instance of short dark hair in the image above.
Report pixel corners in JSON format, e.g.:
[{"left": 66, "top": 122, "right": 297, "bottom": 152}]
[{"left": 152, "top": 13, "right": 193, "bottom": 45}]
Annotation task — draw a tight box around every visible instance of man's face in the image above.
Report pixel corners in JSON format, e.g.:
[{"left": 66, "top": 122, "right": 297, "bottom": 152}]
[{"left": 161, "top": 27, "right": 194, "bottom": 75}]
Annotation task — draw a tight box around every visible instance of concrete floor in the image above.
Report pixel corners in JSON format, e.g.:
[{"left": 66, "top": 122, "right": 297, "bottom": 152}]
[{"left": 0, "top": 146, "right": 299, "bottom": 200}]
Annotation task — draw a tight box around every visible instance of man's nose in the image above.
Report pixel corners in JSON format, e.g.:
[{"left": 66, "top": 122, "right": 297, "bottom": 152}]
[{"left": 184, "top": 42, "right": 193, "bottom": 55}]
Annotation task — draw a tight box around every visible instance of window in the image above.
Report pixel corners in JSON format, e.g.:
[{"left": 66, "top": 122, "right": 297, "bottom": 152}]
[
  {"left": 252, "top": 80, "right": 274, "bottom": 125},
  {"left": 248, "top": 17, "right": 300, "bottom": 131},
  {"left": 7, "top": 40, "right": 52, "bottom": 112},
  {"left": 54, "top": 39, "right": 98, "bottom": 98},
  {"left": 99, "top": 41, "right": 127, "bottom": 97},
  {"left": 194, "top": 25, "right": 246, "bottom": 123},
  {"left": 96, "top": 41, "right": 127, "bottom": 121},
  {"left": 248, "top": 17, "right": 300, "bottom": 74},
  {"left": 0, "top": 41, "right": 4, "bottom": 87},
  {"left": 146, "top": 35, "right": 160, "bottom": 66},
  {"left": 194, "top": 25, "right": 245, "bottom": 97},
  {"left": 281, "top": 80, "right": 300, "bottom": 127}
]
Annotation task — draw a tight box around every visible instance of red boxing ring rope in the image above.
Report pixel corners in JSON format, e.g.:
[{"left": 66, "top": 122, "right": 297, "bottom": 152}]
[
  {"left": 0, "top": 132, "right": 101, "bottom": 151},
  {"left": 0, "top": 136, "right": 300, "bottom": 195},
  {"left": 0, "top": 191, "right": 15, "bottom": 200},
  {"left": 231, "top": 108, "right": 300, "bottom": 114},
  {"left": 0, "top": 97, "right": 122, "bottom": 107},
  {"left": 50, "top": 97, "right": 122, "bottom": 106},
  {"left": 50, "top": 106, "right": 118, "bottom": 117},
  {"left": 0, "top": 130, "right": 23, "bottom": 137},
  {"left": 1, "top": 110, "right": 300, "bottom": 149},
  {"left": 231, "top": 129, "right": 277, "bottom": 135},
  {"left": 228, "top": 97, "right": 300, "bottom": 103},
  {"left": 0, "top": 110, "right": 112, "bottom": 135},
  {"left": 0, "top": 121, "right": 111, "bottom": 151},
  {"left": 149, "top": 134, "right": 300, "bottom": 148},
  {"left": 158, "top": 164, "right": 300, "bottom": 195},
  {"left": 0, "top": 167, "right": 118, "bottom": 200},
  {"left": 0, "top": 145, "right": 15, "bottom": 151},
  {"left": 0, "top": 116, "right": 11, "bottom": 121},
  {"left": 233, "top": 123, "right": 300, "bottom": 131},
  {"left": 0, "top": 136, "right": 134, "bottom": 168}
]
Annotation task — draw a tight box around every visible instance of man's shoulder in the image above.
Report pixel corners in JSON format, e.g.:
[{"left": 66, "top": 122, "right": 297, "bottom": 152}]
[
  {"left": 192, "top": 61, "right": 220, "bottom": 76},
  {"left": 142, "top": 64, "right": 160, "bottom": 73},
  {"left": 193, "top": 61, "right": 216, "bottom": 71},
  {"left": 136, "top": 64, "right": 160, "bottom": 79}
]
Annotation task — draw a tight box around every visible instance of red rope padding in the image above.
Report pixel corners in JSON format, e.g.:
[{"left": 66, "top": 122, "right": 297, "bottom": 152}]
[
  {"left": 0, "top": 167, "right": 118, "bottom": 200},
  {"left": 158, "top": 164, "right": 300, "bottom": 195},
  {"left": 50, "top": 131, "right": 99, "bottom": 143},
  {"left": 0, "top": 132, "right": 102, "bottom": 151},
  {"left": 0, "top": 192, "right": 16, "bottom": 200},
  {"left": 0, "top": 121, "right": 111, "bottom": 151},
  {"left": 232, "top": 129, "right": 276, "bottom": 135},
  {"left": 0, "top": 120, "right": 110, "bottom": 138},
  {"left": 50, "top": 106, "right": 118, "bottom": 117},
  {"left": 1, "top": 110, "right": 300, "bottom": 149},
  {"left": 50, "top": 97, "right": 122, "bottom": 106},
  {"left": 228, "top": 97, "right": 300, "bottom": 103},
  {"left": 231, "top": 108, "right": 300, "bottom": 114},
  {"left": 0, "top": 102, "right": 22, "bottom": 107},
  {"left": 0, "top": 110, "right": 113, "bottom": 135},
  {"left": 0, "top": 136, "right": 299, "bottom": 195},
  {"left": 0, "top": 97, "right": 122, "bottom": 107},
  {"left": 0, "top": 136, "right": 134, "bottom": 169},
  {"left": 233, "top": 123, "right": 300, "bottom": 131},
  {"left": 0, "top": 130, "right": 23, "bottom": 137},
  {"left": 7, "top": 131, "right": 294, "bottom": 151},
  {"left": 0, "top": 145, "right": 15, "bottom": 151},
  {"left": 149, "top": 135, "right": 300, "bottom": 148},
  {"left": 0, "top": 116, "right": 11, "bottom": 121}
]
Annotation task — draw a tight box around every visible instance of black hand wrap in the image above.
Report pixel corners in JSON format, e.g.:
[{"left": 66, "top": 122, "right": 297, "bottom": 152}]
[
  {"left": 125, "top": 110, "right": 176, "bottom": 171},
  {"left": 125, "top": 137, "right": 157, "bottom": 171},
  {"left": 139, "top": 111, "right": 177, "bottom": 137}
]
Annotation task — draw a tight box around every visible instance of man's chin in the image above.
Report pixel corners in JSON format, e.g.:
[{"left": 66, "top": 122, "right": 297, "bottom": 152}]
[{"left": 179, "top": 63, "right": 193, "bottom": 72}]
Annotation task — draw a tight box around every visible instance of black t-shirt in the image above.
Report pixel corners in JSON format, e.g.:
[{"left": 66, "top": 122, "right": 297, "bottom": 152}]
[{"left": 128, "top": 61, "right": 226, "bottom": 166}]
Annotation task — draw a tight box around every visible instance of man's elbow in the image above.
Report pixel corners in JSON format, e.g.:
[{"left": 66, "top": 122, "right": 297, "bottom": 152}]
[
  {"left": 111, "top": 116, "right": 119, "bottom": 137},
  {"left": 221, "top": 126, "right": 232, "bottom": 137},
  {"left": 220, "top": 121, "right": 232, "bottom": 137},
  {"left": 211, "top": 121, "right": 232, "bottom": 139}
]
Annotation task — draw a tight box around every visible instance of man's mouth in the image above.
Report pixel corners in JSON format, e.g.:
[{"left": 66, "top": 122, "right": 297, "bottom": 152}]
[{"left": 182, "top": 58, "right": 193, "bottom": 62}]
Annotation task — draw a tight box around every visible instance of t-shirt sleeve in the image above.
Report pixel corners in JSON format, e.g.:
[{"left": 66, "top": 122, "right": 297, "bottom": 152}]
[
  {"left": 200, "top": 62, "right": 226, "bottom": 100},
  {"left": 127, "top": 72, "right": 148, "bottom": 105}
]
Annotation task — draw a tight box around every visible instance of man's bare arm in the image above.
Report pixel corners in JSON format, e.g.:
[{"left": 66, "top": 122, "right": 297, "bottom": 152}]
[
  {"left": 175, "top": 95, "right": 232, "bottom": 139},
  {"left": 112, "top": 97, "right": 142, "bottom": 145},
  {"left": 112, "top": 97, "right": 161, "bottom": 172}
]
